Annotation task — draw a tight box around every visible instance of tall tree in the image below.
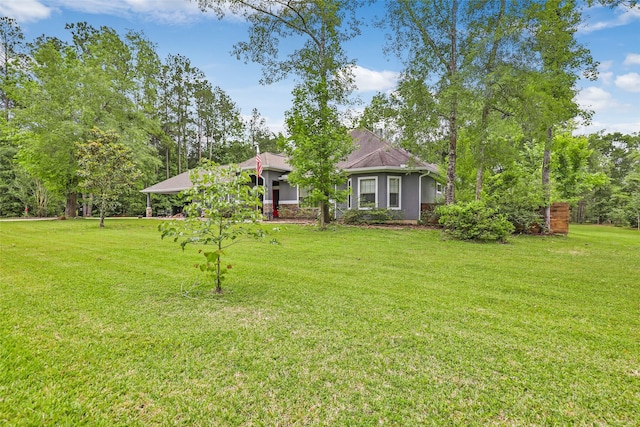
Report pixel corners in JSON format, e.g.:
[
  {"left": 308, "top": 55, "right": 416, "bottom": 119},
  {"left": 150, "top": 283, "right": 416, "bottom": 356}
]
[
  {"left": 209, "top": 85, "right": 245, "bottom": 164},
  {"left": 17, "top": 36, "right": 83, "bottom": 217},
  {"left": 383, "top": 0, "right": 480, "bottom": 204},
  {"left": 76, "top": 128, "right": 142, "bottom": 227},
  {"left": 247, "top": 107, "right": 277, "bottom": 153},
  {"left": 0, "top": 17, "right": 31, "bottom": 217},
  {"left": 516, "top": 0, "right": 596, "bottom": 230},
  {"left": 0, "top": 16, "right": 27, "bottom": 121},
  {"left": 161, "top": 54, "right": 204, "bottom": 174},
  {"left": 17, "top": 25, "right": 160, "bottom": 217},
  {"left": 194, "top": 0, "right": 360, "bottom": 228}
]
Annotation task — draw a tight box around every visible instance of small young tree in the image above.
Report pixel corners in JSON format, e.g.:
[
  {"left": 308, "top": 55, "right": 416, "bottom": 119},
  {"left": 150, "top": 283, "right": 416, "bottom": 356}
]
[
  {"left": 159, "top": 160, "right": 268, "bottom": 293},
  {"left": 76, "top": 128, "right": 142, "bottom": 227}
]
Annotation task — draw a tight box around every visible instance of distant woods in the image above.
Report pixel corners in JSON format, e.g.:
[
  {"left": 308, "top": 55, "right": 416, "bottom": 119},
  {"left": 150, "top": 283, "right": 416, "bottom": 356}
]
[
  {"left": 1, "top": 1, "right": 639, "bottom": 229},
  {"left": 0, "top": 17, "right": 277, "bottom": 218}
]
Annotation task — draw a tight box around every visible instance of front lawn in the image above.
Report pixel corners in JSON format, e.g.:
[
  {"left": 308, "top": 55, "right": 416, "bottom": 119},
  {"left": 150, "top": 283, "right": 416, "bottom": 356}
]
[{"left": 0, "top": 220, "right": 638, "bottom": 425}]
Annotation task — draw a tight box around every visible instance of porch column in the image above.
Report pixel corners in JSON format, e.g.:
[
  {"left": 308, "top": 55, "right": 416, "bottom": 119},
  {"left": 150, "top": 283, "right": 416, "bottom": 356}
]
[{"left": 145, "top": 193, "right": 152, "bottom": 217}]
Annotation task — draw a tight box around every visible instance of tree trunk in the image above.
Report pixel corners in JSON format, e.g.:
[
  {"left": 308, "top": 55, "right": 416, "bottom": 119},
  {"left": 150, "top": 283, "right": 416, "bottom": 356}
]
[
  {"left": 35, "top": 179, "right": 47, "bottom": 217},
  {"left": 319, "top": 200, "right": 326, "bottom": 230},
  {"left": 215, "top": 227, "right": 223, "bottom": 293},
  {"left": 542, "top": 126, "right": 553, "bottom": 231},
  {"left": 83, "top": 193, "right": 93, "bottom": 217},
  {"left": 475, "top": 157, "right": 484, "bottom": 201},
  {"left": 322, "top": 201, "right": 330, "bottom": 228},
  {"left": 178, "top": 133, "right": 182, "bottom": 174},
  {"left": 165, "top": 147, "right": 170, "bottom": 179},
  {"left": 197, "top": 118, "right": 202, "bottom": 161},
  {"left": 99, "top": 198, "right": 106, "bottom": 228},
  {"left": 445, "top": 0, "right": 458, "bottom": 206},
  {"left": 445, "top": 113, "right": 458, "bottom": 205},
  {"left": 65, "top": 192, "right": 77, "bottom": 218}
]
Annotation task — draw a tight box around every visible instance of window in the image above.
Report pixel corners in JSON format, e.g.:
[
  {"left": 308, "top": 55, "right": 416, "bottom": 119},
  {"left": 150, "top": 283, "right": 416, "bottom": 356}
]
[
  {"left": 358, "top": 177, "right": 377, "bottom": 209},
  {"left": 387, "top": 176, "right": 401, "bottom": 209},
  {"left": 436, "top": 183, "right": 444, "bottom": 196},
  {"left": 347, "top": 179, "right": 352, "bottom": 209}
]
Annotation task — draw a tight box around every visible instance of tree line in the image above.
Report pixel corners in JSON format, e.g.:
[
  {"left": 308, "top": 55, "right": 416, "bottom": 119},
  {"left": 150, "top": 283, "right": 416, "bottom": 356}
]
[
  {"left": 0, "top": 17, "right": 277, "bottom": 218},
  {"left": 1, "top": 0, "right": 639, "bottom": 230},
  {"left": 192, "top": 0, "right": 638, "bottom": 230}
]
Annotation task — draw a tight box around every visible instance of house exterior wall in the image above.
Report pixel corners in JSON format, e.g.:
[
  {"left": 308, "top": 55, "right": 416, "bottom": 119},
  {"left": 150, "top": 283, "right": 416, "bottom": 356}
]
[
  {"left": 278, "top": 180, "right": 297, "bottom": 204},
  {"left": 421, "top": 175, "right": 439, "bottom": 204},
  {"left": 259, "top": 169, "right": 440, "bottom": 222},
  {"left": 334, "top": 171, "right": 439, "bottom": 221}
]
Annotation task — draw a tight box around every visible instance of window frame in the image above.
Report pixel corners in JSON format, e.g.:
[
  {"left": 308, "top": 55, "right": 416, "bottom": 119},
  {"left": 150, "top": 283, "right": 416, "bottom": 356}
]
[
  {"left": 387, "top": 176, "right": 402, "bottom": 210},
  {"left": 357, "top": 176, "right": 378, "bottom": 210}
]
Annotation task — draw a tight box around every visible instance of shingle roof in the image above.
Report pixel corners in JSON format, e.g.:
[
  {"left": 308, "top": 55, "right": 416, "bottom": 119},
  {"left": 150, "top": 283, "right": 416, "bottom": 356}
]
[
  {"left": 339, "top": 129, "right": 439, "bottom": 174},
  {"left": 141, "top": 130, "right": 439, "bottom": 194},
  {"left": 140, "top": 171, "right": 192, "bottom": 194},
  {"left": 237, "top": 152, "right": 290, "bottom": 171}
]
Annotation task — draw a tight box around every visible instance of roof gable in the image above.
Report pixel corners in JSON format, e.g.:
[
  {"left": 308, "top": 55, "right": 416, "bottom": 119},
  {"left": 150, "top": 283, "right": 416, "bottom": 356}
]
[
  {"left": 339, "top": 129, "right": 438, "bottom": 174},
  {"left": 142, "top": 129, "right": 439, "bottom": 194}
]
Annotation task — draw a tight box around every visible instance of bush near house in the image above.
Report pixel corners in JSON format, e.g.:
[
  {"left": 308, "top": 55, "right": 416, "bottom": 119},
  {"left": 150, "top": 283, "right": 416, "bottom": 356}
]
[
  {"left": 437, "top": 201, "right": 515, "bottom": 242},
  {"left": 339, "top": 208, "right": 400, "bottom": 225}
]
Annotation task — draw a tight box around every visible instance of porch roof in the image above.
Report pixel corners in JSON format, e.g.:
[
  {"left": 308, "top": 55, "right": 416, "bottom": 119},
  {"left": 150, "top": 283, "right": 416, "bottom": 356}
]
[
  {"left": 140, "top": 171, "right": 192, "bottom": 195},
  {"left": 237, "top": 152, "right": 291, "bottom": 172}
]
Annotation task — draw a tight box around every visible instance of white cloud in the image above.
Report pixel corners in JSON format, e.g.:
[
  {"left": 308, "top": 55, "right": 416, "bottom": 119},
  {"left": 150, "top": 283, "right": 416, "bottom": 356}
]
[
  {"left": 351, "top": 65, "right": 399, "bottom": 93},
  {"left": 599, "top": 71, "right": 614, "bottom": 85},
  {"left": 575, "top": 119, "right": 640, "bottom": 136},
  {"left": 580, "top": 5, "right": 640, "bottom": 33},
  {"left": 623, "top": 53, "right": 640, "bottom": 66},
  {"left": 599, "top": 60, "right": 613, "bottom": 72},
  {"left": 575, "top": 86, "right": 620, "bottom": 112},
  {"left": 0, "top": 0, "right": 52, "bottom": 22},
  {"left": 595, "top": 61, "right": 614, "bottom": 84},
  {"left": 11, "top": 0, "right": 213, "bottom": 25},
  {"left": 615, "top": 72, "right": 640, "bottom": 92}
]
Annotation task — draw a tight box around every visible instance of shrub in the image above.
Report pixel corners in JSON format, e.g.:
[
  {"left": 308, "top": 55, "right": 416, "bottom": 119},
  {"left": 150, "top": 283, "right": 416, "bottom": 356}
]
[
  {"left": 436, "top": 201, "right": 515, "bottom": 242},
  {"left": 340, "top": 208, "right": 400, "bottom": 225},
  {"left": 484, "top": 166, "right": 544, "bottom": 234}
]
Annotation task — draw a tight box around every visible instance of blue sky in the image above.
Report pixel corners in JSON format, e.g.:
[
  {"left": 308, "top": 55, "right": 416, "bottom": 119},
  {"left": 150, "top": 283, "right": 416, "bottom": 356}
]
[{"left": 3, "top": 0, "right": 639, "bottom": 135}]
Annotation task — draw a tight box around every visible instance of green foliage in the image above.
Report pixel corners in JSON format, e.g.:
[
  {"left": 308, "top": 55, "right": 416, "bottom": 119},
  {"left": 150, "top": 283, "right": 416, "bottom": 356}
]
[
  {"left": 76, "top": 128, "right": 142, "bottom": 227},
  {"left": 14, "top": 24, "right": 161, "bottom": 217},
  {"left": 196, "top": 0, "right": 358, "bottom": 228},
  {"left": 281, "top": 82, "right": 353, "bottom": 229},
  {"left": 552, "top": 132, "right": 607, "bottom": 204},
  {"left": 578, "top": 132, "right": 640, "bottom": 226},
  {"left": 339, "top": 208, "right": 400, "bottom": 225},
  {"left": 159, "top": 160, "right": 272, "bottom": 293},
  {"left": 437, "top": 201, "right": 515, "bottom": 242},
  {"left": 419, "top": 206, "right": 442, "bottom": 226},
  {"left": 484, "top": 165, "right": 544, "bottom": 233}
]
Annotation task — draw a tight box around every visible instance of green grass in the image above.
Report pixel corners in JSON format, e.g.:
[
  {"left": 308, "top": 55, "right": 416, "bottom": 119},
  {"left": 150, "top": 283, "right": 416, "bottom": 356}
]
[{"left": 1, "top": 219, "right": 639, "bottom": 426}]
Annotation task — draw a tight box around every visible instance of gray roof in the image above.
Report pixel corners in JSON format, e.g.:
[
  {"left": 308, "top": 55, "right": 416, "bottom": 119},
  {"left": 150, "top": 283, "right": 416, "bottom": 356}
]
[
  {"left": 237, "top": 152, "right": 290, "bottom": 172},
  {"left": 140, "top": 171, "right": 192, "bottom": 194},
  {"left": 339, "top": 129, "right": 439, "bottom": 174},
  {"left": 141, "top": 130, "right": 439, "bottom": 194}
]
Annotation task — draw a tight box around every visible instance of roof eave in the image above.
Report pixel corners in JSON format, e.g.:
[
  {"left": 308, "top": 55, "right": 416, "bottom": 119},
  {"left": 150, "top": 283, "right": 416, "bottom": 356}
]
[{"left": 345, "top": 166, "right": 439, "bottom": 175}]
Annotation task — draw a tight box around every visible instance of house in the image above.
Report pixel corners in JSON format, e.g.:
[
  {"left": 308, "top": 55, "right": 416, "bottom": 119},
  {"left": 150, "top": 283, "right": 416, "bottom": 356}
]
[{"left": 141, "top": 129, "right": 442, "bottom": 222}]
